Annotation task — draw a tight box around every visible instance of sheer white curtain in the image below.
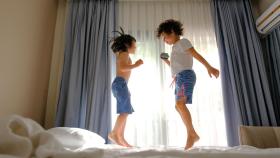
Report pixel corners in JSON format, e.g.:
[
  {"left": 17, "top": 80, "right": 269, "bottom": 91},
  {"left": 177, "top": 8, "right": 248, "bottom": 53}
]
[{"left": 112, "top": 0, "right": 227, "bottom": 147}]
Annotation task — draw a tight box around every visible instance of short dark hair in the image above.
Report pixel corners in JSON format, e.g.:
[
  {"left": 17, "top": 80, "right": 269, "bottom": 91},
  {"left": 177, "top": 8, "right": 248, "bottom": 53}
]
[
  {"left": 156, "top": 19, "right": 183, "bottom": 38},
  {"left": 110, "top": 27, "right": 136, "bottom": 53}
]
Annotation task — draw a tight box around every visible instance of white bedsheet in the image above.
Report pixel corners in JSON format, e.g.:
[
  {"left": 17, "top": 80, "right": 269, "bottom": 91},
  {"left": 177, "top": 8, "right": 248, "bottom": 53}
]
[
  {"left": 98, "top": 145, "right": 280, "bottom": 158},
  {"left": 0, "top": 115, "right": 279, "bottom": 158}
]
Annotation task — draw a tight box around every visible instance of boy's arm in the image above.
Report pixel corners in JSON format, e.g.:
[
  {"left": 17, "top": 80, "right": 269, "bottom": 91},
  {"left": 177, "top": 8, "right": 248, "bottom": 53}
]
[
  {"left": 188, "top": 47, "right": 219, "bottom": 78},
  {"left": 119, "top": 53, "right": 143, "bottom": 72}
]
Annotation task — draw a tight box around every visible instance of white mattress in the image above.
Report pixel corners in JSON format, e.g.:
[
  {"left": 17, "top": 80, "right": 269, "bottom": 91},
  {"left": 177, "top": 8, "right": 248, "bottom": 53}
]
[
  {"left": 0, "top": 115, "right": 280, "bottom": 158},
  {"left": 91, "top": 145, "right": 280, "bottom": 158}
]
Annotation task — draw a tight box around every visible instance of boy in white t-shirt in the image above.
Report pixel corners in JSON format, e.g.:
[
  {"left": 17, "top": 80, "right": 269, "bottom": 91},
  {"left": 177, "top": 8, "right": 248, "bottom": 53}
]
[{"left": 157, "top": 19, "right": 220, "bottom": 150}]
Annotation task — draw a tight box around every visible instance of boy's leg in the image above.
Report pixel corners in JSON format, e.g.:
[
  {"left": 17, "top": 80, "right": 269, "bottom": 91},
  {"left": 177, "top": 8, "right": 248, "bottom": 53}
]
[
  {"left": 175, "top": 96, "right": 199, "bottom": 150},
  {"left": 109, "top": 113, "right": 131, "bottom": 147},
  {"left": 119, "top": 115, "right": 132, "bottom": 147}
]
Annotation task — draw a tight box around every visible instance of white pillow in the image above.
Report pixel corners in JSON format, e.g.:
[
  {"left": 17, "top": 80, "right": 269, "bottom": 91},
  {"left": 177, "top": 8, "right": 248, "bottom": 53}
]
[{"left": 47, "top": 127, "right": 105, "bottom": 150}]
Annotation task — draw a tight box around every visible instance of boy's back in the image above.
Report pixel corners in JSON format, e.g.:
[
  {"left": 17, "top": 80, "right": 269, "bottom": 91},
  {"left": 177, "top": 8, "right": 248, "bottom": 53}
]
[{"left": 116, "top": 52, "right": 132, "bottom": 81}]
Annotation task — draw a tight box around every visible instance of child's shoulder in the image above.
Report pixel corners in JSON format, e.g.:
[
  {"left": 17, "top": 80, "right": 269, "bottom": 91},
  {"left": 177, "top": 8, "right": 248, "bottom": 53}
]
[
  {"left": 179, "top": 38, "right": 192, "bottom": 46},
  {"left": 180, "top": 38, "right": 191, "bottom": 43},
  {"left": 117, "top": 52, "right": 129, "bottom": 60},
  {"left": 176, "top": 38, "right": 193, "bottom": 51}
]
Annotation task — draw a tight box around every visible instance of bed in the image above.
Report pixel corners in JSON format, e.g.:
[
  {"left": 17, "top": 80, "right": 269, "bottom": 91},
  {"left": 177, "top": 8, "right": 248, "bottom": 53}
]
[{"left": 0, "top": 115, "right": 279, "bottom": 158}]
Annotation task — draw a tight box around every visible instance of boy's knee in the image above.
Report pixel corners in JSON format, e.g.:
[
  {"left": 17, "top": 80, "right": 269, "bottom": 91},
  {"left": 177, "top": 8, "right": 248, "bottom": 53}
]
[{"left": 175, "top": 99, "right": 186, "bottom": 110}]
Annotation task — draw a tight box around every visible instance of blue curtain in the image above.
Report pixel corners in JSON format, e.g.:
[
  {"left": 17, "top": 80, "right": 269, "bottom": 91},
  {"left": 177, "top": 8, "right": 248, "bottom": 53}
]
[
  {"left": 55, "top": 0, "right": 116, "bottom": 142},
  {"left": 211, "top": 0, "right": 278, "bottom": 146},
  {"left": 263, "top": 27, "right": 280, "bottom": 124}
]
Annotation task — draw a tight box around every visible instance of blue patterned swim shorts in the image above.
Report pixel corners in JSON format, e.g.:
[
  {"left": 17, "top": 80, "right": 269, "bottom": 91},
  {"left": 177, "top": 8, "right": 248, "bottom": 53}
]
[
  {"left": 175, "top": 70, "right": 196, "bottom": 104},
  {"left": 112, "top": 77, "right": 134, "bottom": 114}
]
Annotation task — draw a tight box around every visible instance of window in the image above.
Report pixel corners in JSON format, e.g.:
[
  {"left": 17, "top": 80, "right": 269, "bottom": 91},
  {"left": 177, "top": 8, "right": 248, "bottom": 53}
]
[{"left": 111, "top": 0, "right": 227, "bottom": 147}]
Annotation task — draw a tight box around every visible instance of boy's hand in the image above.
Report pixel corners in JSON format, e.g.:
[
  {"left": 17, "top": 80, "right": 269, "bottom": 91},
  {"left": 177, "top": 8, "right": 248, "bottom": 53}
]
[
  {"left": 208, "top": 67, "right": 219, "bottom": 78},
  {"left": 161, "top": 59, "right": 171, "bottom": 66},
  {"left": 162, "top": 58, "right": 168, "bottom": 62},
  {"left": 135, "top": 59, "right": 143, "bottom": 67}
]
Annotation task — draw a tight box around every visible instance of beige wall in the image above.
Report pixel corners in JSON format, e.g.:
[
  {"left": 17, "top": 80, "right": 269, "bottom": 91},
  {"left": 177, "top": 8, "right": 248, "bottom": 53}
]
[{"left": 0, "top": 0, "right": 58, "bottom": 124}]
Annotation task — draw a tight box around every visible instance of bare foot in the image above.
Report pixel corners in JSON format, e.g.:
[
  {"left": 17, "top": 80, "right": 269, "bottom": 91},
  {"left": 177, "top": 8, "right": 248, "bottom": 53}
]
[
  {"left": 108, "top": 132, "right": 127, "bottom": 147},
  {"left": 185, "top": 133, "right": 200, "bottom": 150},
  {"left": 108, "top": 132, "right": 132, "bottom": 147},
  {"left": 122, "top": 137, "right": 132, "bottom": 147}
]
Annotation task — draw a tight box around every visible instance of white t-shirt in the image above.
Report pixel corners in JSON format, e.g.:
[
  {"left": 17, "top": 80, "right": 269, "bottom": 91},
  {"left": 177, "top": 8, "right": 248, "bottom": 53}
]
[{"left": 170, "top": 38, "right": 193, "bottom": 77}]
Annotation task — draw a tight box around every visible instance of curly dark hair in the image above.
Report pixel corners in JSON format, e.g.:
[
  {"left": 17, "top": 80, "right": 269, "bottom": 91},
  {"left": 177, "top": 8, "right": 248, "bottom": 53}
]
[
  {"left": 110, "top": 27, "right": 136, "bottom": 53},
  {"left": 156, "top": 19, "right": 184, "bottom": 38}
]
